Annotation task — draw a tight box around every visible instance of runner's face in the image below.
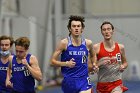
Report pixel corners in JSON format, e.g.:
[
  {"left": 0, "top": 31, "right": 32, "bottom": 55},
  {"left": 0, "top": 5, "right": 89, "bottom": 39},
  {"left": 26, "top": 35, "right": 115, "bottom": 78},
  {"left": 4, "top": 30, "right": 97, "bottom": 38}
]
[
  {"left": 101, "top": 24, "right": 114, "bottom": 40},
  {"left": 70, "top": 21, "right": 83, "bottom": 36},
  {"left": 15, "top": 45, "right": 27, "bottom": 59},
  {"left": 0, "top": 39, "right": 11, "bottom": 51}
]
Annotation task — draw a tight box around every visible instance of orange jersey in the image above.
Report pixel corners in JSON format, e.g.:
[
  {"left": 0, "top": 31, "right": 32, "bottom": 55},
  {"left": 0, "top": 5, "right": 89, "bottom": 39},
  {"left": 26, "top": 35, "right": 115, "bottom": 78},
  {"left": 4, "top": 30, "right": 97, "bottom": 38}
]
[
  {"left": 97, "top": 42, "right": 122, "bottom": 82},
  {"left": 97, "top": 42, "right": 121, "bottom": 62},
  {"left": 96, "top": 42, "right": 128, "bottom": 93}
]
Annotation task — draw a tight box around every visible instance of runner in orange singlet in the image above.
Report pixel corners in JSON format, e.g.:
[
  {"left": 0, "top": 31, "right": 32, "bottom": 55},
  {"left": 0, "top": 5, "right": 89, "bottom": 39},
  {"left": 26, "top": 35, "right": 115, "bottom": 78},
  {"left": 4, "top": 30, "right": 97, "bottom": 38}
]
[{"left": 93, "top": 21, "right": 128, "bottom": 93}]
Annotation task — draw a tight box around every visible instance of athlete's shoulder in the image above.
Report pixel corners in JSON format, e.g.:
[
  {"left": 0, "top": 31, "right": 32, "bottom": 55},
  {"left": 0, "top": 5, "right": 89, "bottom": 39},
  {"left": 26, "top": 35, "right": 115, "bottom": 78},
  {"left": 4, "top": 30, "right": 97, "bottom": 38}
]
[
  {"left": 56, "top": 37, "right": 68, "bottom": 50},
  {"left": 118, "top": 43, "right": 125, "bottom": 50},
  {"left": 93, "top": 42, "right": 101, "bottom": 49},
  {"left": 30, "top": 54, "right": 36, "bottom": 59},
  {"left": 93, "top": 42, "right": 102, "bottom": 53},
  {"left": 9, "top": 55, "right": 14, "bottom": 61},
  {"left": 93, "top": 43, "right": 100, "bottom": 47},
  {"left": 60, "top": 38, "right": 68, "bottom": 45},
  {"left": 85, "top": 39, "right": 92, "bottom": 45},
  {"left": 116, "top": 42, "right": 124, "bottom": 48},
  {"left": 29, "top": 54, "right": 38, "bottom": 64}
]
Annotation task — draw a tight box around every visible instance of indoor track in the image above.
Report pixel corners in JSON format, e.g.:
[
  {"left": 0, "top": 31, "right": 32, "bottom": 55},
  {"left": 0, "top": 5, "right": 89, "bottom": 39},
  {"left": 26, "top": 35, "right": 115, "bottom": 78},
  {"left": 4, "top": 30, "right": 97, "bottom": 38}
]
[{"left": 37, "top": 81, "right": 140, "bottom": 93}]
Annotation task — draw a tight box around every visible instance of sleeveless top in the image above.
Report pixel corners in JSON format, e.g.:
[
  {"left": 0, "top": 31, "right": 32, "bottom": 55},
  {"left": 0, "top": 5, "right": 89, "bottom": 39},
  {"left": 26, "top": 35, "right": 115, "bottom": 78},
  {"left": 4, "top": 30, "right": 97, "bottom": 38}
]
[
  {"left": 0, "top": 60, "right": 11, "bottom": 92},
  {"left": 97, "top": 42, "right": 122, "bottom": 82},
  {"left": 61, "top": 37, "right": 89, "bottom": 78},
  {"left": 11, "top": 54, "right": 35, "bottom": 92}
]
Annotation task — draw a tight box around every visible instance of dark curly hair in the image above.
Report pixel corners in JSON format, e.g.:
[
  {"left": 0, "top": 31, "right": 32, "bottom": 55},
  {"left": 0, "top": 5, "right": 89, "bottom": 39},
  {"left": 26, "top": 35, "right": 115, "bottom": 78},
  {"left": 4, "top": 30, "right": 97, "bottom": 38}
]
[
  {"left": 100, "top": 21, "right": 114, "bottom": 30},
  {"left": 67, "top": 15, "right": 85, "bottom": 36}
]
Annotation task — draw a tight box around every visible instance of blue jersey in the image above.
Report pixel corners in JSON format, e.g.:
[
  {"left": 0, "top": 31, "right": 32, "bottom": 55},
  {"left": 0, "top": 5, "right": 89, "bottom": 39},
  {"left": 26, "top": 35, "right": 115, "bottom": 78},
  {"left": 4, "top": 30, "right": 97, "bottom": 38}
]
[
  {"left": 11, "top": 54, "right": 35, "bottom": 92},
  {"left": 0, "top": 60, "right": 12, "bottom": 92},
  {"left": 61, "top": 37, "right": 89, "bottom": 78}
]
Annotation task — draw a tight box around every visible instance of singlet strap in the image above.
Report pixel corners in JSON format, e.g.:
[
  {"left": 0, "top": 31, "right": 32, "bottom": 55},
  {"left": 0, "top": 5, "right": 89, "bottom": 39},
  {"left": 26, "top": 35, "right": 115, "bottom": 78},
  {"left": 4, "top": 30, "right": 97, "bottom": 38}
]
[
  {"left": 81, "top": 38, "right": 86, "bottom": 45},
  {"left": 67, "top": 36, "right": 86, "bottom": 46},
  {"left": 13, "top": 55, "right": 16, "bottom": 62},
  {"left": 13, "top": 54, "right": 31, "bottom": 64},
  {"left": 67, "top": 36, "right": 72, "bottom": 47},
  {"left": 26, "top": 54, "right": 31, "bottom": 64}
]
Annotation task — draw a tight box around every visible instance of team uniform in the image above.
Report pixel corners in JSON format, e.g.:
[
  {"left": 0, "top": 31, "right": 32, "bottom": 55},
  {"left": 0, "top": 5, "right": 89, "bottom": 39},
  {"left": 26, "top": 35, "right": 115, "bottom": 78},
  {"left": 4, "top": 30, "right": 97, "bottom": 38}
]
[
  {"left": 0, "top": 60, "right": 12, "bottom": 93},
  {"left": 96, "top": 42, "right": 128, "bottom": 93},
  {"left": 11, "top": 54, "right": 35, "bottom": 93},
  {"left": 61, "top": 36, "right": 92, "bottom": 93}
]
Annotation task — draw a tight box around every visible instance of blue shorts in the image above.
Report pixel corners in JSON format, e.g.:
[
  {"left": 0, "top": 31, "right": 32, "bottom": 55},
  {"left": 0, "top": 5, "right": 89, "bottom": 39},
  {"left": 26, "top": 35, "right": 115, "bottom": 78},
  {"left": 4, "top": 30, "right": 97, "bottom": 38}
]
[{"left": 62, "top": 75, "right": 92, "bottom": 93}]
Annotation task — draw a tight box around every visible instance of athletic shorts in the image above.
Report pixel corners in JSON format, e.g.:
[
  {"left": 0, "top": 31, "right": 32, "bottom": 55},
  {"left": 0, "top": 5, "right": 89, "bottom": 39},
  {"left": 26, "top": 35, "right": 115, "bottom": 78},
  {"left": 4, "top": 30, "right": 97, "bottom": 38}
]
[
  {"left": 96, "top": 79, "right": 128, "bottom": 93},
  {"left": 62, "top": 75, "right": 93, "bottom": 93}
]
